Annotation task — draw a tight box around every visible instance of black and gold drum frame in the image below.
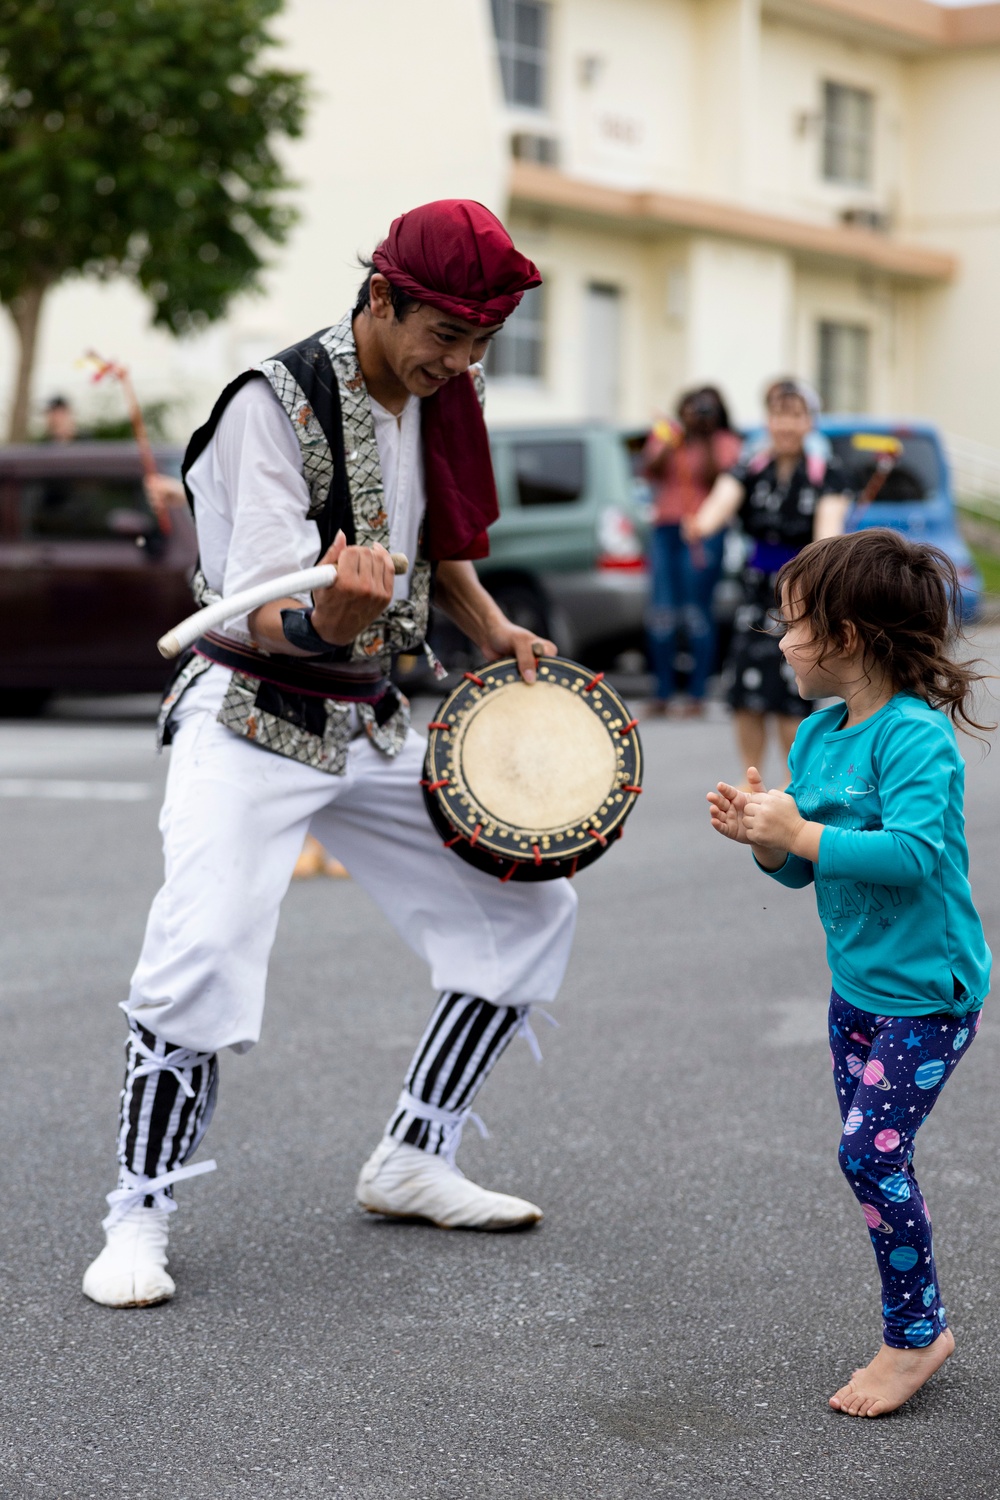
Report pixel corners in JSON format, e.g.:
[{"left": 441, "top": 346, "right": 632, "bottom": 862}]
[{"left": 421, "top": 655, "right": 643, "bottom": 883}]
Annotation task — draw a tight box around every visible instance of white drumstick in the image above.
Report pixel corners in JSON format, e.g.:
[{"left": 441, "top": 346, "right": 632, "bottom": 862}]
[{"left": 157, "top": 552, "right": 409, "bottom": 659}]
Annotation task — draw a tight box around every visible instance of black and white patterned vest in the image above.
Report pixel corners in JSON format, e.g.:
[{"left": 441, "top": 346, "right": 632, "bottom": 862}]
[{"left": 160, "top": 313, "right": 484, "bottom": 775}]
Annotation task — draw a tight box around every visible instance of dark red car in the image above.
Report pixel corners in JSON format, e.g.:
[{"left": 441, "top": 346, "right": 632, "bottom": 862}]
[{"left": 0, "top": 443, "right": 195, "bottom": 714}]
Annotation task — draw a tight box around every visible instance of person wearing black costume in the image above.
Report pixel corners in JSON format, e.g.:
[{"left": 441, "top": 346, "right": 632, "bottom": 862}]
[{"left": 685, "top": 378, "right": 852, "bottom": 783}]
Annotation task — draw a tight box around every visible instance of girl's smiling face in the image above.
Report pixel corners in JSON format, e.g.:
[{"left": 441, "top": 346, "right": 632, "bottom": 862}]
[{"left": 778, "top": 585, "right": 850, "bottom": 699}]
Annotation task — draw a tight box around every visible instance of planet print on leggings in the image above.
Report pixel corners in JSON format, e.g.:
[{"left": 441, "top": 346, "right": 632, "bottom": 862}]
[
  {"left": 915, "top": 1059, "right": 946, "bottom": 1090},
  {"left": 889, "top": 1245, "right": 919, "bottom": 1271},
  {"left": 862, "top": 1059, "right": 892, "bottom": 1090},
  {"left": 905, "top": 1319, "right": 937, "bottom": 1347},
  {"left": 862, "top": 1203, "right": 893, "bottom": 1234},
  {"left": 874, "top": 1128, "right": 901, "bottom": 1153},
  {"left": 879, "top": 1172, "right": 911, "bottom": 1203},
  {"left": 846, "top": 1053, "right": 864, "bottom": 1079},
  {"left": 953, "top": 1028, "right": 969, "bottom": 1051},
  {"left": 844, "top": 1106, "right": 864, "bottom": 1135},
  {"left": 922, "top": 1284, "right": 937, "bottom": 1308}
]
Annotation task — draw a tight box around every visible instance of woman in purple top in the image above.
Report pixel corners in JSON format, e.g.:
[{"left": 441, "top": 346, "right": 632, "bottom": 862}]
[{"left": 686, "top": 377, "right": 852, "bottom": 783}]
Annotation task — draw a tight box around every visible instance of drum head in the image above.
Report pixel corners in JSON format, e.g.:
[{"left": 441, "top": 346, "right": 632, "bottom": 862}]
[
  {"left": 422, "top": 656, "right": 642, "bottom": 881},
  {"left": 460, "top": 680, "right": 618, "bottom": 831}
]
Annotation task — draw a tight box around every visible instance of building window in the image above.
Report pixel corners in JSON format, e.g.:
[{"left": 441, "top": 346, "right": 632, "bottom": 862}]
[
  {"left": 817, "top": 321, "right": 870, "bottom": 413},
  {"left": 485, "top": 284, "right": 545, "bottom": 381},
  {"left": 822, "top": 81, "right": 874, "bottom": 187},
  {"left": 491, "top": 0, "right": 550, "bottom": 110}
]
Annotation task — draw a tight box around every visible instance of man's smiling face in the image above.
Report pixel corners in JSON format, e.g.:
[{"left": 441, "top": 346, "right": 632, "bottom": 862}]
[{"left": 367, "top": 274, "right": 502, "bottom": 398}]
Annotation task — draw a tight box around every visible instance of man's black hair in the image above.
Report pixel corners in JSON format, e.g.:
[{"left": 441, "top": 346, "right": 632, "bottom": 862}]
[{"left": 352, "top": 260, "right": 421, "bottom": 321}]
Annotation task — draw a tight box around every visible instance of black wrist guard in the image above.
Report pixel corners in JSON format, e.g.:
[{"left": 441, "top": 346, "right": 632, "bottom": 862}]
[{"left": 280, "top": 607, "right": 340, "bottom": 657}]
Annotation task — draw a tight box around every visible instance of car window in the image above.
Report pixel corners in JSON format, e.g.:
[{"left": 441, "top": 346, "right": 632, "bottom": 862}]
[
  {"left": 827, "top": 431, "right": 942, "bottom": 503},
  {"left": 512, "top": 440, "right": 585, "bottom": 506},
  {"left": 21, "top": 477, "right": 149, "bottom": 539}
]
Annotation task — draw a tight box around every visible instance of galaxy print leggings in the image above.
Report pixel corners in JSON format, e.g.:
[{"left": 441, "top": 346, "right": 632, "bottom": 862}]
[{"left": 828, "top": 988, "right": 980, "bottom": 1350}]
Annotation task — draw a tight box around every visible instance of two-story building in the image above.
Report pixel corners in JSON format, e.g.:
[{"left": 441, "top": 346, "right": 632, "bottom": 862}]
[
  {"left": 485, "top": 0, "right": 1000, "bottom": 439},
  {"left": 6, "top": 0, "right": 999, "bottom": 445}
]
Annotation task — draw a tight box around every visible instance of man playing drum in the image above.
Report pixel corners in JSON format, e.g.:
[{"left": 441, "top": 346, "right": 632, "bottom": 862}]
[{"left": 83, "top": 200, "right": 578, "bottom": 1308}]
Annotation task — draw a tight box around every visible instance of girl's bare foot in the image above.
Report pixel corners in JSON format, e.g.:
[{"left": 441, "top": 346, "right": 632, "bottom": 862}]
[{"left": 829, "top": 1328, "right": 954, "bottom": 1417}]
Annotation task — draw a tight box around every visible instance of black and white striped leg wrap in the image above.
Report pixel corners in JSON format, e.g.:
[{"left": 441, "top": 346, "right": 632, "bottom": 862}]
[
  {"left": 387, "top": 993, "right": 554, "bottom": 1163},
  {"left": 106, "top": 1023, "right": 218, "bottom": 1226}
]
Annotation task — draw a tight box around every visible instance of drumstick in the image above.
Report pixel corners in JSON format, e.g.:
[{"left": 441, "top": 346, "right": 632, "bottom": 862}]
[{"left": 157, "top": 553, "right": 409, "bottom": 659}]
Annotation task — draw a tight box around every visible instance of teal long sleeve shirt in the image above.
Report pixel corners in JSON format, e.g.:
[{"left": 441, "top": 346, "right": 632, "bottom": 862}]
[{"left": 761, "top": 695, "right": 990, "bottom": 1018}]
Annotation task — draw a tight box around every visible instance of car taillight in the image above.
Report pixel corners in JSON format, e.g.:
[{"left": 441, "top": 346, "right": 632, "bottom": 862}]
[{"left": 598, "top": 507, "right": 646, "bottom": 571}]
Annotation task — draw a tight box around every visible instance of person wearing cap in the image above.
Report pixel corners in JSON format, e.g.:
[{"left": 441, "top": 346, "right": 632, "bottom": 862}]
[
  {"left": 685, "top": 377, "right": 852, "bottom": 784},
  {"left": 82, "top": 201, "right": 579, "bottom": 1308}
]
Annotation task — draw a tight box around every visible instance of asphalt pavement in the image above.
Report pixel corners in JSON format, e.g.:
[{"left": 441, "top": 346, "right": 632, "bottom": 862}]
[{"left": 2, "top": 644, "right": 999, "bottom": 1500}]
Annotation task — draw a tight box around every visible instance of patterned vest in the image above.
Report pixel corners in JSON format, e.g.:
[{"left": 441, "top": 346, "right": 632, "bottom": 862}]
[{"left": 160, "top": 314, "right": 484, "bottom": 775}]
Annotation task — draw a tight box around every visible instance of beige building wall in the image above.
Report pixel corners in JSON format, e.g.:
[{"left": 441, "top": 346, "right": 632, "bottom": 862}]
[
  {"left": 551, "top": 0, "right": 700, "bottom": 193},
  {"left": 489, "top": 0, "right": 1000, "bottom": 439},
  {"left": 756, "top": 16, "right": 909, "bottom": 223},
  {"left": 903, "top": 47, "right": 1000, "bottom": 443},
  {"left": 487, "top": 216, "right": 662, "bottom": 427},
  {"left": 685, "top": 239, "right": 794, "bottom": 423}
]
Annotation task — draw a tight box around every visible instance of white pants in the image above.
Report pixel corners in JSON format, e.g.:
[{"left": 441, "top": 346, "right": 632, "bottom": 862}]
[{"left": 127, "top": 668, "right": 578, "bottom": 1053}]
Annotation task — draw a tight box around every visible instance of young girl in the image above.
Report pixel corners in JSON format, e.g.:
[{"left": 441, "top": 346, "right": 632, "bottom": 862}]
[{"left": 708, "top": 528, "right": 992, "bottom": 1417}]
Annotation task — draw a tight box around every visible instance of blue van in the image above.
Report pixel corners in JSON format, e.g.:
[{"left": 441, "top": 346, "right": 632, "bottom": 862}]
[{"left": 820, "top": 418, "right": 981, "bottom": 620}]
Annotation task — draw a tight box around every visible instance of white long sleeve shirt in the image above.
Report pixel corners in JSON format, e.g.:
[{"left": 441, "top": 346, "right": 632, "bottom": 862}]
[{"left": 186, "top": 377, "right": 425, "bottom": 642}]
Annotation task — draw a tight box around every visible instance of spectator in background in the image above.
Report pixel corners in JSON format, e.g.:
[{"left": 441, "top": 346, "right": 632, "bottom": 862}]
[
  {"left": 685, "top": 377, "right": 852, "bottom": 784},
  {"left": 642, "top": 387, "right": 741, "bottom": 718},
  {"left": 42, "top": 396, "right": 77, "bottom": 443}
]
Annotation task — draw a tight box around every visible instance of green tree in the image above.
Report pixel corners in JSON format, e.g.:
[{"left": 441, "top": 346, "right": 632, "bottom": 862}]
[{"left": 0, "top": 0, "right": 306, "bottom": 440}]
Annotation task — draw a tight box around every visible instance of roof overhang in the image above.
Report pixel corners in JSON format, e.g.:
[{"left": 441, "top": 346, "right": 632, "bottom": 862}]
[
  {"left": 508, "top": 161, "right": 957, "bottom": 283},
  {"left": 762, "top": 0, "right": 1000, "bottom": 53}
]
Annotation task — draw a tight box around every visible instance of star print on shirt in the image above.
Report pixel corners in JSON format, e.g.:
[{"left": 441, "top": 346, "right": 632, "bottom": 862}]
[
  {"left": 904, "top": 1030, "right": 922, "bottom": 1050},
  {"left": 878, "top": 917, "right": 891, "bottom": 930}
]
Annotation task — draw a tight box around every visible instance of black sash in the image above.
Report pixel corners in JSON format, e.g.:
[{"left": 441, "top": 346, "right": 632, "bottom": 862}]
[{"left": 193, "top": 632, "right": 401, "bottom": 725}]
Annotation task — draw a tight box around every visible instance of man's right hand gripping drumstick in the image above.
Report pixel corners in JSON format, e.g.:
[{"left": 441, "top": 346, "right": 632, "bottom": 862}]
[{"left": 248, "top": 530, "right": 397, "bottom": 656}]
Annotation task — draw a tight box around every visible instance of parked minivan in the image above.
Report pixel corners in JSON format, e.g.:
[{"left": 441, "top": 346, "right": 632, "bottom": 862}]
[{"left": 417, "top": 423, "right": 649, "bottom": 676}]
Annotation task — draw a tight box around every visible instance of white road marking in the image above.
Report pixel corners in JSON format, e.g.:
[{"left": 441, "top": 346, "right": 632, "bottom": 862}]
[{"left": 0, "top": 778, "right": 151, "bottom": 801}]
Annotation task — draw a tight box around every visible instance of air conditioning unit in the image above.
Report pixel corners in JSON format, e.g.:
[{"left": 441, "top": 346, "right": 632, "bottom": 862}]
[
  {"left": 511, "top": 132, "right": 560, "bottom": 167},
  {"left": 840, "top": 207, "right": 890, "bottom": 233}
]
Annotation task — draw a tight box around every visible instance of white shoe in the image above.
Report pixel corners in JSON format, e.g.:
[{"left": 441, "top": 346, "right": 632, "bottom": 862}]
[
  {"left": 82, "top": 1204, "right": 175, "bottom": 1308},
  {"left": 356, "top": 1137, "right": 542, "bottom": 1230}
]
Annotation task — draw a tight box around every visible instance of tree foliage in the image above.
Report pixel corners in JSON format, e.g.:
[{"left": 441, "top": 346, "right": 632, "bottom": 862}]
[{"left": 0, "top": 0, "right": 307, "bottom": 436}]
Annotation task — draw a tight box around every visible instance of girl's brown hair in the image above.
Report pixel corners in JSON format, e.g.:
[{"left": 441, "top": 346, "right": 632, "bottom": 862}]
[{"left": 776, "top": 529, "right": 992, "bottom": 737}]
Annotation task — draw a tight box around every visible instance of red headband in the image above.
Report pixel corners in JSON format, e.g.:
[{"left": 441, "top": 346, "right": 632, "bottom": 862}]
[{"left": 371, "top": 199, "right": 541, "bottom": 328}]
